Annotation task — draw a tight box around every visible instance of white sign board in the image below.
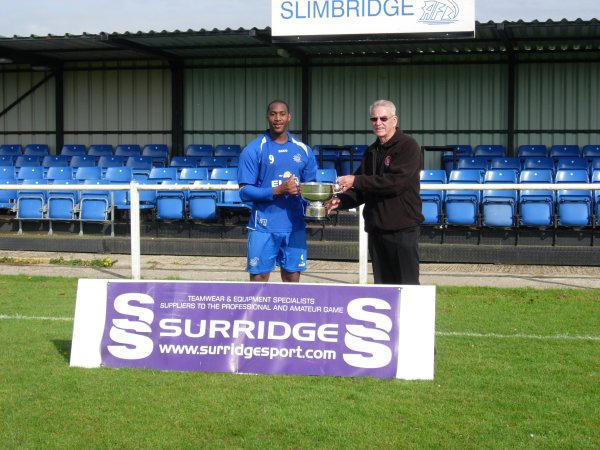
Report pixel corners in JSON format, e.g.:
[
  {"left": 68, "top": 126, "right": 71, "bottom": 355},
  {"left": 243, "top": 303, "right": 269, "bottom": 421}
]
[
  {"left": 272, "top": 0, "right": 475, "bottom": 37},
  {"left": 71, "top": 279, "right": 436, "bottom": 380}
]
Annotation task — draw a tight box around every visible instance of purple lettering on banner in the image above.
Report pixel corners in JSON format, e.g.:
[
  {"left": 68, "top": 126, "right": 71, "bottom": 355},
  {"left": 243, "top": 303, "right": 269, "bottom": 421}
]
[{"left": 101, "top": 282, "right": 402, "bottom": 378}]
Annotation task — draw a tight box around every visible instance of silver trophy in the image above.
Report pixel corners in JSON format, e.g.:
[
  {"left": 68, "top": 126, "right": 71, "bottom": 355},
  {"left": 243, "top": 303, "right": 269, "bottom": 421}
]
[{"left": 300, "top": 182, "right": 337, "bottom": 220}]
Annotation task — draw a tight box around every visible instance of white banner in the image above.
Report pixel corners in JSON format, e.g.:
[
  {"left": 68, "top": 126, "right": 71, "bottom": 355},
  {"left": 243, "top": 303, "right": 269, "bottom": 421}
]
[{"left": 271, "top": 0, "right": 475, "bottom": 37}]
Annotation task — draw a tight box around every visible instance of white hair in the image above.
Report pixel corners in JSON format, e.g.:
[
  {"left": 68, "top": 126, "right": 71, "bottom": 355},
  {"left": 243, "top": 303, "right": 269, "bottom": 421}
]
[{"left": 369, "top": 99, "right": 397, "bottom": 117}]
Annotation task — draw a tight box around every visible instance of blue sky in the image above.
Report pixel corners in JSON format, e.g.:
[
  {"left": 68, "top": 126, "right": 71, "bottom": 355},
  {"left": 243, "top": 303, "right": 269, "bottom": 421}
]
[{"left": 0, "top": 0, "right": 597, "bottom": 37}]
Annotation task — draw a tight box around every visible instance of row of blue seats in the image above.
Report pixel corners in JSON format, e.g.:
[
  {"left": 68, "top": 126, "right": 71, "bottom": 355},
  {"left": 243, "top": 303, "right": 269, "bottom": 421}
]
[
  {"left": 3, "top": 179, "right": 252, "bottom": 235},
  {"left": 0, "top": 166, "right": 339, "bottom": 184},
  {"left": 0, "top": 167, "right": 337, "bottom": 230},
  {"left": 443, "top": 144, "right": 600, "bottom": 158},
  {"left": 450, "top": 156, "right": 600, "bottom": 174},
  {"left": 0, "top": 143, "right": 244, "bottom": 158},
  {"left": 0, "top": 154, "right": 240, "bottom": 176},
  {"left": 420, "top": 169, "right": 600, "bottom": 228}
]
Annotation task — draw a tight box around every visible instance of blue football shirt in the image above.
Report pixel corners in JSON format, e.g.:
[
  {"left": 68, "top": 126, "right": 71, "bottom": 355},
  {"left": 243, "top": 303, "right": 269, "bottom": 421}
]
[{"left": 238, "top": 131, "right": 317, "bottom": 232}]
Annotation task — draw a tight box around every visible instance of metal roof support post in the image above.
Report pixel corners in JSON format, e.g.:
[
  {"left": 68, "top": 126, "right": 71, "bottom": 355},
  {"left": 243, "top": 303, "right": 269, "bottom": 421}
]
[
  {"left": 507, "top": 54, "right": 516, "bottom": 155},
  {"left": 55, "top": 68, "right": 64, "bottom": 154},
  {"left": 171, "top": 60, "right": 185, "bottom": 157}
]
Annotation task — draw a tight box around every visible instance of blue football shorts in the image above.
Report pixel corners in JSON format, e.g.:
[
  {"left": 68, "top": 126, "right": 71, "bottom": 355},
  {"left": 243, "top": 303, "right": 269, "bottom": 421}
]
[{"left": 246, "top": 229, "right": 307, "bottom": 274}]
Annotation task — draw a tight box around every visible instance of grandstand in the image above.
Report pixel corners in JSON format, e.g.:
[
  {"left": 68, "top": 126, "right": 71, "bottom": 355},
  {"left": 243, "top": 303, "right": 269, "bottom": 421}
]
[{"left": 1, "top": 20, "right": 599, "bottom": 265}]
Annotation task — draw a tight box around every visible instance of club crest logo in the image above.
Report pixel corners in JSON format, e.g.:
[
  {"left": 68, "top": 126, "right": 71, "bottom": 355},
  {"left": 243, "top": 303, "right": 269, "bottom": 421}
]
[
  {"left": 384, "top": 156, "right": 392, "bottom": 167},
  {"left": 419, "top": 0, "right": 460, "bottom": 25}
]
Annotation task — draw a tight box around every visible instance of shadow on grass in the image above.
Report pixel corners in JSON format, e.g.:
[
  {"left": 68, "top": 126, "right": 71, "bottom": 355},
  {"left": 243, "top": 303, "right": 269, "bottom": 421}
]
[{"left": 53, "top": 339, "right": 72, "bottom": 363}]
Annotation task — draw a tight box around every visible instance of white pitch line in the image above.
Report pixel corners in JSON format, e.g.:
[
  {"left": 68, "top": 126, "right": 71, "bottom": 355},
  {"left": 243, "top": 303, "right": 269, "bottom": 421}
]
[
  {"left": 0, "top": 314, "right": 73, "bottom": 321},
  {"left": 1, "top": 314, "right": 599, "bottom": 342},
  {"left": 437, "top": 331, "right": 600, "bottom": 342}
]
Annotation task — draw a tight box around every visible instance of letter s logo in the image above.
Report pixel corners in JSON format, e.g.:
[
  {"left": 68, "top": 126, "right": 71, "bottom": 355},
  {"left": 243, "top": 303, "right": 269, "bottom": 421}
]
[
  {"left": 107, "top": 293, "right": 154, "bottom": 360},
  {"left": 343, "top": 298, "right": 393, "bottom": 369}
]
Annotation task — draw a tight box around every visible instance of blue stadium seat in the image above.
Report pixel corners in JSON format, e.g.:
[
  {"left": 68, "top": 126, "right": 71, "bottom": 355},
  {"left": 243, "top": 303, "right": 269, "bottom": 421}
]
[
  {"left": 0, "top": 165, "right": 16, "bottom": 179},
  {"left": 517, "top": 145, "right": 547, "bottom": 158},
  {"left": 42, "top": 155, "right": 70, "bottom": 170},
  {"left": 555, "top": 157, "right": 589, "bottom": 172},
  {"left": 16, "top": 166, "right": 44, "bottom": 181},
  {"left": 226, "top": 156, "right": 239, "bottom": 168},
  {"left": 444, "top": 169, "right": 483, "bottom": 226},
  {"left": 79, "top": 179, "right": 113, "bottom": 236},
  {"left": 148, "top": 167, "right": 178, "bottom": 182},
  {"left": 178, "top": 167, "right": 209, "bottom": 181},
  {"left": 104, "top": 167, "right": 133, "bottom": 211},
  {"left": 23, "top": 144, "right": 50, "bottom": 157},
  {"left": 210, "top": 167, "right": 238, "bottom": 181},
  {"left": 582, "top": 145, "right": 600, "bottom": 160},
  {"left": 142, "top": 144, "right": 169, "bottom": 167},
  {"left": 0, "top": 178, "right": 18, "bottom": 210},
  {"left": 135, "top": 179, "right": 158, "bottom": 212},
  {"left": 549, "top": 145, "right": 580, "bottom": 161},
  {"left": 592, "top": 170, "right": 600, "bottom": 226},
  {"left": 155, "top": 180, "right": 186, "bottom": 220},
  {"left": 125, "top": 156, "right": 153, "bottom": 180},
  {"left": 14, "top": 155, "right": 42, "bottom": 168},
  {"left": 0, "top": 155, "right": 15, "bottom": 166},
  {"left": 16, "top": 179, "right": 48, "bottom": 233},
  {"left": 339, "top": 145, "right": 366, "bottom": 175},
  {"left": 198, "top": 156, "right": 229, "bottom": 170},
  {"left": 216, "top": 180, "right": 250, "bottom": 216},
  {"left": 0, "top": 144, "right": 23, "bottom": 157},
  {"left": 170, "top": 156, "right": 201, "bottom": 171},
  {"left": 522, "top": 157, "right": 555, "bottom": 172},
  {"left": 188, "top": 181, "right": 219, "bottom": 221},
  {"left": 114, "top": 144, "right": 141, "bottom": 158},
  {"left": 97, "top": 155, "right": 126, "bottom": 172},
  {"left": 313, "top": 145, "right": 342, "bottom": 170},
  {"left": 518, "top": 169, "right": 554, "bottom": 227},
  {"left": 474, "top": 145, "right": 505, "bottom": 159},
  {"left": 74, "top": 166, "right": 102, "bottom": 181},
  {"left": 47, "top": 179, "right": 79, "bottom": 234},
  {"left": 60, "top": 144, "right": 87, "bottom": 158},
  {"left": 489, "top": 157, "right": 521, "bottom": 173},
  {"left": 185, "top": 144, "right": 213, "bottom": 157},
  {"left": 420, "top": 170, "right": 447, "bottom": 225},
  {"left": 69, "top": 155, "right": 97, "bottom": 169},
  {"left": 45, "top": 166, "right": 73, "bottom": 182},
  {"left": 481, "top": 169, "right": 518, "bottom": 227},
  {"left": 315, "top": 168, "right": 337, "bottom": 183},
  {"left": 555, "top": 169, "right": 592, "bottom": 227},
  {"left": 456, "top": 156, "right": 489, "bottom": 171},
  {"left": 442, "top": 145, "right": 473, "bottom": 174},
  {"left": 214, "top": 144, "right": 242, "bottom": 157},
  {"left": 87, "top": 144, "right": 114, "bottom": 157}
]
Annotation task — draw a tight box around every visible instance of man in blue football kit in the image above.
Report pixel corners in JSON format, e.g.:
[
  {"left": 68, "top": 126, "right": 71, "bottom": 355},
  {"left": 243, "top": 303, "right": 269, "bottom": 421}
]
[{"left": 238, "top": 100, "right": 317, "bottom": 282}]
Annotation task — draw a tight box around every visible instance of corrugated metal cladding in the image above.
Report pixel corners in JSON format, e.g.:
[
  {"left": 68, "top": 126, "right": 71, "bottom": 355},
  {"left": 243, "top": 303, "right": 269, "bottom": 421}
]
[
  {"left": 515, "top": 62, "right": 600, "bottom": 147},
  {"left": 184, "top": 66, "right": 302, "bottom": 148},
  {"left": 0, "top": 71, "right": 55, "bottom": 147},
  {"left": 63, "top": 66, "right": 172, "bottom": 149},
  {"left": 309, "top": 64, "right": 507, "bottom": 148}
]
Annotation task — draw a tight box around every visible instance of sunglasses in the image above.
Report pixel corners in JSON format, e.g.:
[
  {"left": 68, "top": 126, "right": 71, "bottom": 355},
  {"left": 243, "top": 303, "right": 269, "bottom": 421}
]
[{"left": 370, "top": 116, "right": 393, "bottom": 123}]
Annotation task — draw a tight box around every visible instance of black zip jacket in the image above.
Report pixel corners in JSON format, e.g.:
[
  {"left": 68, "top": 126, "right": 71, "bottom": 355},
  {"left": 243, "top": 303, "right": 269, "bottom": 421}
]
[{"left": 337, "top": 128, "right": 424, "bottom": 232}]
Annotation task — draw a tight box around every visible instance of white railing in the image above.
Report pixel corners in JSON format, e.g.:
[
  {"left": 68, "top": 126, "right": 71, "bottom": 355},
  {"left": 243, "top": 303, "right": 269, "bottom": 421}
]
[{"left": 1, "top": 182, "right": 596, "bottom": 281}]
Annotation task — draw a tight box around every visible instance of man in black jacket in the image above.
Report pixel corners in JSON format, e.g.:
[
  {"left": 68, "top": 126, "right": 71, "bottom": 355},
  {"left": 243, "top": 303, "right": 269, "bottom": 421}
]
[{"left": 326, "top": 99, "right": 423, "bottom": 285}]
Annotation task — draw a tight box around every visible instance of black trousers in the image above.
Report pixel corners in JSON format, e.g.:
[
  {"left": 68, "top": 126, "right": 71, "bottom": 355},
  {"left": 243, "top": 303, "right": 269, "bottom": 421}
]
[{"left": 368, "top": 226, "right": 420, "bottom": 285}]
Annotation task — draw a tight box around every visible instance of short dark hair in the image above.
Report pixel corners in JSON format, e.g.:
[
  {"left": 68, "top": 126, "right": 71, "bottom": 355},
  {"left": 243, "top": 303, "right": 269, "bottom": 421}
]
[{"left": 267, "top": 99, "right": 290, "bottom": 114}]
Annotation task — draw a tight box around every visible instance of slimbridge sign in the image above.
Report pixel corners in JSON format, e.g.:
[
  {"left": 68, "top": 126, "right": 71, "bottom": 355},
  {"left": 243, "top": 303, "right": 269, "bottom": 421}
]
[
  {"left": 271, "top": 0, "right": 475, "bottom": 37},
  {"left": 70, "top": 280, "right": 435, "bottom": 380}
]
